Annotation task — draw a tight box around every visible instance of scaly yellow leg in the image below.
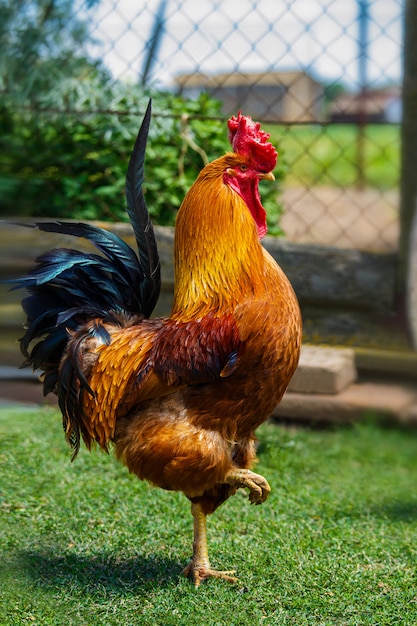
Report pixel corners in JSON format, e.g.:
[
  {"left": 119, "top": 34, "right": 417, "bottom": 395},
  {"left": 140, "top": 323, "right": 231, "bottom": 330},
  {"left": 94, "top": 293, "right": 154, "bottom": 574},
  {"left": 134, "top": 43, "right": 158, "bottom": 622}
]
[{"left": 182, "top": 502, "right": 237, "bottom": 587}]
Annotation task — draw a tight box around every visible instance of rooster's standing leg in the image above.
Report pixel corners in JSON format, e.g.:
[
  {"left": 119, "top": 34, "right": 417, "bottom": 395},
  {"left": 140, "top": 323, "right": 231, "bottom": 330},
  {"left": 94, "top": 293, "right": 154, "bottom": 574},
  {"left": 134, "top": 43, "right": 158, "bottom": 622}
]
[{"left": 182, "top": 502, "right": 237, "bottom": 587}]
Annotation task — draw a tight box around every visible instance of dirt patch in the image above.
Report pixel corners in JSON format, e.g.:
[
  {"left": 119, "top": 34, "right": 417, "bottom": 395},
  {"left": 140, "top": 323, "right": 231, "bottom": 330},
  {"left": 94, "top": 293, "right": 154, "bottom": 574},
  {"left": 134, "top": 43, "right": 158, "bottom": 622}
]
[{"left": 281, "top": 186, "right": 399, "bottom": 252}]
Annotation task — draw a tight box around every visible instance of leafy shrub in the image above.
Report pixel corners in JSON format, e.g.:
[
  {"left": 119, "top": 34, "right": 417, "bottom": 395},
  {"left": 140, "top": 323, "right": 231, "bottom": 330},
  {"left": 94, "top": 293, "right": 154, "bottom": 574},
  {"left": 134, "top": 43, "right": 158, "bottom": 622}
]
[{"left": 0, "top": 88, "right": 285, "bottom": 234}]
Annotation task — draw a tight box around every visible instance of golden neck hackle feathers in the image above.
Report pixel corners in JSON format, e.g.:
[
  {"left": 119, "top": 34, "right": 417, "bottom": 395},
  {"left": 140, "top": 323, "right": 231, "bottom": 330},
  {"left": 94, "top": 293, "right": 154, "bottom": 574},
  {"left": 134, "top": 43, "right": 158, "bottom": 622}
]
[{"left": 171, "top": 154, "right": 268, "bottom": 321}]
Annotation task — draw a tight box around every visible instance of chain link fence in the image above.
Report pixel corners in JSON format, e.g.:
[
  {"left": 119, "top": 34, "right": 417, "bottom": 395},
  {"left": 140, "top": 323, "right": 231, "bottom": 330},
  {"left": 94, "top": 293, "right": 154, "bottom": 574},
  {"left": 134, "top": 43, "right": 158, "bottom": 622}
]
[
  {"left": 2, "top": 0, "right": 404, "bottom": 251},
  {"left": 86, "top": 0, "right": 403, "bottom": 251}
]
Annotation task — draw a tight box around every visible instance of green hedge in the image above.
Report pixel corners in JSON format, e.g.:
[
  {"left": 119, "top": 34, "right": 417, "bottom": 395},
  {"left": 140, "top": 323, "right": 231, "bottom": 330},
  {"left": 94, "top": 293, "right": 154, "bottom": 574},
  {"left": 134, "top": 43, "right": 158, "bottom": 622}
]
[{"left": 0, "top": 91, "right": 285, "bottom": 234}]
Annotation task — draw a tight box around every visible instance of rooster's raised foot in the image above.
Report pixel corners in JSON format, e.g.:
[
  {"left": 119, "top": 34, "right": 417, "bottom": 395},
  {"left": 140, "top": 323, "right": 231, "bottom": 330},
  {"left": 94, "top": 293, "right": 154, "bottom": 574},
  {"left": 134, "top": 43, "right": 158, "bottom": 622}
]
[{"left": 225, "top": 468, "right": 271, "bottom": 504}]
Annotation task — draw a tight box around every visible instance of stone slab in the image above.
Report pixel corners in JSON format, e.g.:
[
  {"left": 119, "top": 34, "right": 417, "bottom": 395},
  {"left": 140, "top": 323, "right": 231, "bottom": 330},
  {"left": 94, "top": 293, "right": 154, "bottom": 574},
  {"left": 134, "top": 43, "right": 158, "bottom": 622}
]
[{"left": 288, "top": 345, "right": 357, "bottom": 394}]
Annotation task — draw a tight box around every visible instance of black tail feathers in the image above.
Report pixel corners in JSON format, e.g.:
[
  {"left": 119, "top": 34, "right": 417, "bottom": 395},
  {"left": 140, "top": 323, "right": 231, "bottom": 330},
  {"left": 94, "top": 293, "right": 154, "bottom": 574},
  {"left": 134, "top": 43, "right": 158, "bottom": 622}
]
[{"left": 10, "top": 100, "right": 161, "bottom": 398}]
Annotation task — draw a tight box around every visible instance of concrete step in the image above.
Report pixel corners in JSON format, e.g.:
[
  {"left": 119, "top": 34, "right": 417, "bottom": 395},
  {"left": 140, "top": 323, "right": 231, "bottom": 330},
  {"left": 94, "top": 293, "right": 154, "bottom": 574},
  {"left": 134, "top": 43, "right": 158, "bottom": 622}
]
[
  {"left": 0, "top": 366, "right": 52, "bottom": 407},
  {"left": 0, "top": 366, "right": 39, "bottom": 381},
  {"left": 289, "top": 345, "right": 357, "bottom": 395},
  {"left": 274, "top": 381, "right": 417, "bottom": 425}
]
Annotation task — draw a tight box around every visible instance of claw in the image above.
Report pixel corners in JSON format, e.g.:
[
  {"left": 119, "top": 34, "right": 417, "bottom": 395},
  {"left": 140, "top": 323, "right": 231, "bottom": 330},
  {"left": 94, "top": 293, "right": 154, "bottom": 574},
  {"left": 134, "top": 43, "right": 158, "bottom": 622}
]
[
  {"left": 225, "top": 468, "right": 271, "bottom": 504},
  {"left": 182, "top": 561, "right": 237, "bottom": 587}
]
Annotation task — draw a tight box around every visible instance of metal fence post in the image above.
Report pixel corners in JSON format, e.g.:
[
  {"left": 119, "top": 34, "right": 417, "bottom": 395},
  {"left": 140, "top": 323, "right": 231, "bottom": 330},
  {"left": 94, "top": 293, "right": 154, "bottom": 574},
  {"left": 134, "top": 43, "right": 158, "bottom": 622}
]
[
  {"left": 400, "top": 0, "right": 417, "bottom": 315},
  {"left": 356, "top": 0, "right": 368, "bottom": 190}
]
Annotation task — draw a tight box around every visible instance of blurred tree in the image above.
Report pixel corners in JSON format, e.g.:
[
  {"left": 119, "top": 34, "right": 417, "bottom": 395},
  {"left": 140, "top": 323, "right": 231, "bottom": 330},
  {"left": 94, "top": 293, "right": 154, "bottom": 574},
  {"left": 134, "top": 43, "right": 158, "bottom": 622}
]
[
  {"left": 323, "top": 81, "right": 347, "bottom": 105},
  {"left": 0, "top": 0, "right": 103, "bottom": 103}
]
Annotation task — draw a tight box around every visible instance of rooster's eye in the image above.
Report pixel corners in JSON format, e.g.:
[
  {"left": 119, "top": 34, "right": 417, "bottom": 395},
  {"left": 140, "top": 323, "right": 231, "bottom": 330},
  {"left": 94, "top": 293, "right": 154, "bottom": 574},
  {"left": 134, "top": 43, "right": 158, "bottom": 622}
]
[{"left": 239, "top": 164, "right": 249, "bottom": 172}]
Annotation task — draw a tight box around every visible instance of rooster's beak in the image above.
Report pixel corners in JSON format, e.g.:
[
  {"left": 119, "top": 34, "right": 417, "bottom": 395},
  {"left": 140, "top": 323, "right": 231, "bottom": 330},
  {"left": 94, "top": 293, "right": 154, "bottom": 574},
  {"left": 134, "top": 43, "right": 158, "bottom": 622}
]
[{"left": 258, "top": 172, "right": 275, "bottom": 181}]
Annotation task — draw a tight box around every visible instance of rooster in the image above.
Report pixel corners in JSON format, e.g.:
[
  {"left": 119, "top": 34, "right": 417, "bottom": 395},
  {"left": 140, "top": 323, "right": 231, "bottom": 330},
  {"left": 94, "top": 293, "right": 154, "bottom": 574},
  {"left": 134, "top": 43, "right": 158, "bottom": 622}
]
[{"left": 12, "top": 101, "right": 302, "bottom": 586}]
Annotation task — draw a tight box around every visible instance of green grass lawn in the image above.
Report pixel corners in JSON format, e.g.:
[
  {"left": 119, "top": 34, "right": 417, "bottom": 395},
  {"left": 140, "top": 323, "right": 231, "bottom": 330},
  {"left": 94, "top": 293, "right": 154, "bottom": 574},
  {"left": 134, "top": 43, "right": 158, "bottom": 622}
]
[
  {"left": 1, "top": 407, "right": 417, "bottom": 625},
  {"left": 268, "top": 124, "right": 400, "bottom": 190}
]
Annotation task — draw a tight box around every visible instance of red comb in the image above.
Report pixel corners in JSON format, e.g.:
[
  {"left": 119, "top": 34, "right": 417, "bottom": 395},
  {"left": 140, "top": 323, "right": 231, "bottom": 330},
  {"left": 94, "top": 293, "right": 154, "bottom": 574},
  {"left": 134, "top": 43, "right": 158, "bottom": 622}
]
[{"left": 228, "top": 112, "right": 277, "bottom": 172}]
